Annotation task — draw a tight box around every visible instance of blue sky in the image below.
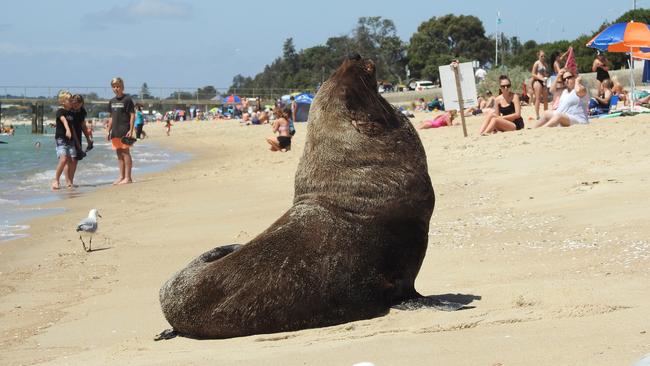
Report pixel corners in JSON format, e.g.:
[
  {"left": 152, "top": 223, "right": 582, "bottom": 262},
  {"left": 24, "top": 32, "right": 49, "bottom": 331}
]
[{"left": 0, "top": 0, "right": 643, "bottom": 95}]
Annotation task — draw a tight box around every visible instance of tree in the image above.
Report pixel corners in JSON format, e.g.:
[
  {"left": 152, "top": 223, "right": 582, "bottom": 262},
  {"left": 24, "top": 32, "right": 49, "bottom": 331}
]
[
  {"left": 352, "top": 17, "right": 407, "bottom": 83},
  {"left": 407, "top": 14, "right": 492, "bottom": 81},
  {"left": 196, "top": 85, "right": 217, "bottom": 100},
  {"left": 140, "top": 82, "right": 152, "bottom": 99}
]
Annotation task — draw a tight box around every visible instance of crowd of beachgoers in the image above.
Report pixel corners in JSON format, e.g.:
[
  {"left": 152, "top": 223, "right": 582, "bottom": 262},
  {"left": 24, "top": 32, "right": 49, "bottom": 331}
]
[{"left": 413, "top": 51, "right": 650, "bottom": 134}]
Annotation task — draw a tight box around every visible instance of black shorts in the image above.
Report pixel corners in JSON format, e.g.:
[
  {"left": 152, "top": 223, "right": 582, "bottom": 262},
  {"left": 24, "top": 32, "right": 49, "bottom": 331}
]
[
  {"left": 278, "top": 136, "right": 291, "bottom": 149},
  {"left": 513, "top": 118, "right": 524, "bottom": 130}
]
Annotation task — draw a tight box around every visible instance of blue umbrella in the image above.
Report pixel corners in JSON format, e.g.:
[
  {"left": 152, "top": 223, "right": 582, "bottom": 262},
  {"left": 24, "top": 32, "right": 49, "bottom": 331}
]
[
  {"left": 294, "top": 93, "right": 314, "bottom": 104},
  {"left": 223, "top": 95, "right": 241, "bottom": 104},
  {"left": 587, "top": 21, "right": 650, "bottom": 109}
]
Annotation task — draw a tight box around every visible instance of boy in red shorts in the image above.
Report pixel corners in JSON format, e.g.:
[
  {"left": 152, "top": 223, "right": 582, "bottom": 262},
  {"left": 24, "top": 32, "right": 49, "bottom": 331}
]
[{"left": 107, "top": 77, "right": 136, "bottom": 185}]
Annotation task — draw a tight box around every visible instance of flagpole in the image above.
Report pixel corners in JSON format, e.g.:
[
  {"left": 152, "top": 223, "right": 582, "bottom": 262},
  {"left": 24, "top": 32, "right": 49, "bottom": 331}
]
[{"left": 495, "top": 11, "right": 500, "bottom": 66}]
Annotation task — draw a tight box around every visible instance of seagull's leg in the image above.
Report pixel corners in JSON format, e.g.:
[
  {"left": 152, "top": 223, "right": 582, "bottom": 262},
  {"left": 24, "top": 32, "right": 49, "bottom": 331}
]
[
  {"left": 80, "top": 235, "right": 88, "bottom": 252},
  {"left": 88, "top": 236, "right": 92, "bottom": 252}
]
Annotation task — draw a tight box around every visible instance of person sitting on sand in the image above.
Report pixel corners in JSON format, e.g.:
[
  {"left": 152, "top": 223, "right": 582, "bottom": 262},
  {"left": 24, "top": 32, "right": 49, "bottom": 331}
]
[
  {"left": 414, "top": 98, "right": 427, "bottom": 111},
  {"left": 266, "top": 107, "right": 292, "bottom": 152},
  {"left": 611, "top": 78, "right": 629, "bottom": 106},
  {"left": 535, "top": 70, "right": 588, "bottom": 127},
  {"left": 589, "top": 79, "right": 613, "bottom": 115},
  {"left": 478, "top": 75, "right": 524, "bottom": 135},
  {"left": 550, "top": 68, "right": 567, "bottom": 110},
  {"left": 417, "top": 110, "right": 457, "bottom": 129},
  {"left": 428, "top": 97, "right": 444, "bottom": 111}
]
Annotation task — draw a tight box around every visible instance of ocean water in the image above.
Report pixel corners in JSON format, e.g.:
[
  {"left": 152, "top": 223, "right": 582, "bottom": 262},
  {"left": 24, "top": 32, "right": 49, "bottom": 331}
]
[{"left": 0, "top": 124, "right": 187, "bottom": 241}]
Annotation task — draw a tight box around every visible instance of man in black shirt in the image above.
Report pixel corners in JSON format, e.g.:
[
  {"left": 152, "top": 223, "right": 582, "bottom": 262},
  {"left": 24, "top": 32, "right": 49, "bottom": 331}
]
[{"left": 107, "top": 77, "right": 136, "bottom": 185}]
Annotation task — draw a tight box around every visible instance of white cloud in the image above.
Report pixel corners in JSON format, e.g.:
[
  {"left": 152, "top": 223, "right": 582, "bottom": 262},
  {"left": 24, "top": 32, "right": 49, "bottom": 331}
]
[{"left": 84, "top": 0, "right": 192, "bottom": 27}]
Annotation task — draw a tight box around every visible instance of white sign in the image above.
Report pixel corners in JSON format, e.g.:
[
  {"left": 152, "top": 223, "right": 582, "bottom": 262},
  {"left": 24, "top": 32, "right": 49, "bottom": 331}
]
[{"left": 439, "top": 62, "right": 478, "bottom": 110}]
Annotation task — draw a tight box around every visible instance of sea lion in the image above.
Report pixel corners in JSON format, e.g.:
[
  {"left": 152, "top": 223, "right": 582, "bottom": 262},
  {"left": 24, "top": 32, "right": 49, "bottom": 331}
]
[{"left": 159, "top": 54, "right": 435, "bottom": 339}]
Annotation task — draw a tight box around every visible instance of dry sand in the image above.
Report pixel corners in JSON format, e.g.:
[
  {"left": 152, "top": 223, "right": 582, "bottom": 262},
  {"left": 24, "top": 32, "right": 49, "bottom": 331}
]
[{"left": 1, "top": 107, "right": 649, "bottom": 366}]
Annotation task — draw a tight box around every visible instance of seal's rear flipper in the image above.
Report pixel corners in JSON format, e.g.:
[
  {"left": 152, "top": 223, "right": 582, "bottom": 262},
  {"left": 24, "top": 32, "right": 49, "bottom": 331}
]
[
  {"left": 154, "top": 328, "right": 178, "bottom": 341},
  {"left": 392, "top": 297, "right": 468, "bottom": 312}
]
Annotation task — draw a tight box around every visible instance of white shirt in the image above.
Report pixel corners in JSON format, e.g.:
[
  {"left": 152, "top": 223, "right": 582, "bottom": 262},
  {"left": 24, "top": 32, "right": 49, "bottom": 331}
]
[
  {"left": 475, "top": 68, "right": 487, "bottom": 81},
  {"left": 557, "top": 89, "right": 589, "bottom": 124}
]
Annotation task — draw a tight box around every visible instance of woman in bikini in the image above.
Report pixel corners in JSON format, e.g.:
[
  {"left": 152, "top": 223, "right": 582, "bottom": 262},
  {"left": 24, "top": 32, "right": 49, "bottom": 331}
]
[
  {"left": 266, "top": 107, "right": 292, "bottom": 152},
  {"left": 479, "top": 75, "right": 524, "bottom": 135},
  {"left": 531, "top": 50, "right": 549, "bottom": 120}
]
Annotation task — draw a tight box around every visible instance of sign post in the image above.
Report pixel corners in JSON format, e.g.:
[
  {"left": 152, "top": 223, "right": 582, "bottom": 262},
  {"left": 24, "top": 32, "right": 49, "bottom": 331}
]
[
  {"left": 452, "top": 64, "right": 468, "bottom": 137},
  {"left": 439, "top": 61, "right": 478, "bottom": 138}
]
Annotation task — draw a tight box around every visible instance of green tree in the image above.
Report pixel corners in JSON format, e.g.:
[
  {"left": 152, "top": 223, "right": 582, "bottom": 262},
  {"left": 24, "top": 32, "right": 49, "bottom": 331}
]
[
  {"left": 353, "top": 17, "right": 407, "bottom": 83},
  {"left": 140, "top": 82, "right": 152, "bottom": 99},
  {"left": 196, "top": 85, "right": 217, "bottom": 100},
  {"left": 407, "top": 14, "right": 493, "bottom": 82}
]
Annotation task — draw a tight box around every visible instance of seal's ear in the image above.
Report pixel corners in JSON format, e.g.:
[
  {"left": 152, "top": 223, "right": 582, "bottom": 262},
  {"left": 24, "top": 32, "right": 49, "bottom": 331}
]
[{"left": 347, "top": 53, "right": 362, "bottom": 61}]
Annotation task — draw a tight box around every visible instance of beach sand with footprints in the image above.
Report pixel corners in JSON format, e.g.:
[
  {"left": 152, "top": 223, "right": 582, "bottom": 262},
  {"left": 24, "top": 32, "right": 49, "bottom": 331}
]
[{"left": 1, "top": 106, "right": 649, "bottom": 365}]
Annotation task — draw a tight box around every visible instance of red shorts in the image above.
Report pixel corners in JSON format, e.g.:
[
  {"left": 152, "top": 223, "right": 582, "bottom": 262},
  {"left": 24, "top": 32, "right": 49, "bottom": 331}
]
[{"left": 111, "top": 137, "right": 131, "bottom": 150}]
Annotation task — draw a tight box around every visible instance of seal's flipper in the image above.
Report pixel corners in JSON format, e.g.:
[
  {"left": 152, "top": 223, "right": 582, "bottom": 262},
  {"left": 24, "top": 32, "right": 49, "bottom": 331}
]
[
  {"left": 392, "top": 297, "right": 467, "bottom": 312},
  {"left": 154, "top": 328, "right": 178, "bottom": 341},
  {"left": 199, "top": 244, "right": 243, "bottom": 263}
]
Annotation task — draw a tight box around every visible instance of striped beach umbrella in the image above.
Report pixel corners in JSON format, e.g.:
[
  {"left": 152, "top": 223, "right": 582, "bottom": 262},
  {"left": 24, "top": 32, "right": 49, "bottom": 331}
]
[
  {"left": 586, "top": 21, "right": 650, "bottom": 52},
  {"left": 223, "top": 94, "right": 241, "bottom": 104},
  {"left": 587, "top": 21, "right": 650, "bottom": 109}
]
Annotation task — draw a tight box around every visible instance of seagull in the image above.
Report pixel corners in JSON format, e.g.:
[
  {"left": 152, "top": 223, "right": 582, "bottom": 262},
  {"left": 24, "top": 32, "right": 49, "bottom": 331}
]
[{"left": 76, "top": 209, "right": 101, "bottom": 252}]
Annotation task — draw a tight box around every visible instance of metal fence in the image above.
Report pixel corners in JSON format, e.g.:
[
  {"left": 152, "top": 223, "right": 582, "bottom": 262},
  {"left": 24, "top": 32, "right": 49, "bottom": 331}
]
[{"left": 0, "top": 86, "right": 316, "bottom": 104}]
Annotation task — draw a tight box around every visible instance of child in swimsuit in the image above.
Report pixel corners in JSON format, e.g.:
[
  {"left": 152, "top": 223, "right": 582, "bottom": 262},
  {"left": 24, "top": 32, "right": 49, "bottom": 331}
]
[{"left": 417, "top": 110, "right": 457, "bottom": 130}]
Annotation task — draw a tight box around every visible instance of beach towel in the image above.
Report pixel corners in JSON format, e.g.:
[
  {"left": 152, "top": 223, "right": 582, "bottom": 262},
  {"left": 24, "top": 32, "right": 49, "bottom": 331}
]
[{"left": 565, "top": 47, "right": 578, "bottom": 75}]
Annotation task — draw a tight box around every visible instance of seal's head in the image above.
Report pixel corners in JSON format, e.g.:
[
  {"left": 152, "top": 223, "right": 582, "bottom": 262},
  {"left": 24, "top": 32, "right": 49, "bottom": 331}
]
[{"left": 311, "top": 54, "right": 400, "bottom": 134}]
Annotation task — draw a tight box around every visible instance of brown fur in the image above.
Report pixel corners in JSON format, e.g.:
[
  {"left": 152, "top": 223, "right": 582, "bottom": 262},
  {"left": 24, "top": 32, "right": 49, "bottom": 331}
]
[{"left": 159, "top": 54, "right": 435, "bottom": 339}]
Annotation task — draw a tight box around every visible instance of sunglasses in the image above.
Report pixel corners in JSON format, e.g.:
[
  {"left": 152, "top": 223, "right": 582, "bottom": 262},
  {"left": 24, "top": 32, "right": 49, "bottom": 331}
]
[
  {"left": 564, "top": 75, "right": 574, "bottom": 80},
  {"left": 500, "top": 84, "right": 511, "bottom": 88}
]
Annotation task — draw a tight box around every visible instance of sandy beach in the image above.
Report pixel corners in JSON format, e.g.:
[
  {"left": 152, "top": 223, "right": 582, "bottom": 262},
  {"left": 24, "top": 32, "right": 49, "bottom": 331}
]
[{"left": 1, "top": 107, "right": 649, "bottom": 365}]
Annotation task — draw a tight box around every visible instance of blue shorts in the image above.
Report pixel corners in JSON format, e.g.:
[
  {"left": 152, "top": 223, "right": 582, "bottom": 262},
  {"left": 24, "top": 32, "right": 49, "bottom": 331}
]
[{"left": 56, "top": 138, "right": 77, "bottom": 158}]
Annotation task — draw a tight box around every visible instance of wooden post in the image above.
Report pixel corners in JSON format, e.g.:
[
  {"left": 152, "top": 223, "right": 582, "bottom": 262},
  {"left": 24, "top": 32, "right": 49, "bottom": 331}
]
[
  {"left": 452, "top": 63, "right": 468, "bottom": 137},
  {"left": 31, "top": 103, "right": 38, "bottom": 134},
  {"left": 37, "top": 103, "right": 44, "bottom": 133}
]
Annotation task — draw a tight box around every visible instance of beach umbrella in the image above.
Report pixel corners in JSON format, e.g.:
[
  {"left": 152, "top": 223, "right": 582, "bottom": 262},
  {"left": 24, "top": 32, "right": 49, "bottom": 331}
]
[
  {"left": 586, "top": 21, "right": 650, "bottom": 52},
  {"left": 294, "top": 93, "right": 314, "bottom": 104},
  {"left": 223, "top": 94, "right": 241, "bottom": 104},
  {"left": 587, "top": 21, "right": 650, "bottom": 109}
]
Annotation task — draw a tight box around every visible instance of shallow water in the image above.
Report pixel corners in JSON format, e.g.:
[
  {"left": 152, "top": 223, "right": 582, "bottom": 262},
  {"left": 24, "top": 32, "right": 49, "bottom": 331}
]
[{"left": 0, "top": 125, "right": 187, "bottom": 241}]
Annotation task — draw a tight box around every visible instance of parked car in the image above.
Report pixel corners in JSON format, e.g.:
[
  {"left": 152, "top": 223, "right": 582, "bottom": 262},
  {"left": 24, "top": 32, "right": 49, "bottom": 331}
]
[{"left": 409, "top": 80, "right": 436, "bottom": 91}]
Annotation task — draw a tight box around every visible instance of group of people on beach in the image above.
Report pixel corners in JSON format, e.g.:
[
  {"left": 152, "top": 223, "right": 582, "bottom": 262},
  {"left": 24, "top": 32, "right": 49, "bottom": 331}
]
[
  {"left": 417, "top": 50, "right": 636, "bottom": 134},
  {"left": 52, "top": 77, "right": 136, "bottom": 189}
]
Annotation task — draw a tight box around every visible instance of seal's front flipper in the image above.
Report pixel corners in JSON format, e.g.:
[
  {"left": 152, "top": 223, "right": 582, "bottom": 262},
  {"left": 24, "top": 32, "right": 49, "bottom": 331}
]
[
  {"left": 154, "top": 328, "right": 178, "bottom": 341},
  {"left": 199, "top": 244, "right": 243, "bottom": 263},
  {"left": 392, "top": 297, "right": 467, "bottom": 312}
]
